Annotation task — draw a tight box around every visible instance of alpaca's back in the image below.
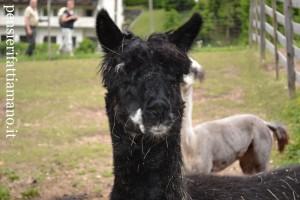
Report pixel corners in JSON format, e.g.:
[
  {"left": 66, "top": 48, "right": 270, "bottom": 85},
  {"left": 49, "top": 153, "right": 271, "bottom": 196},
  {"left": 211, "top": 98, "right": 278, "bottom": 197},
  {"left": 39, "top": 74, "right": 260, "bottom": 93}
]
[
  {"left": 186, "top": 166, "right": 300, "bottom": 200},
  {"left": 193, "top": 114, "right": 272, "bottom": 154}
]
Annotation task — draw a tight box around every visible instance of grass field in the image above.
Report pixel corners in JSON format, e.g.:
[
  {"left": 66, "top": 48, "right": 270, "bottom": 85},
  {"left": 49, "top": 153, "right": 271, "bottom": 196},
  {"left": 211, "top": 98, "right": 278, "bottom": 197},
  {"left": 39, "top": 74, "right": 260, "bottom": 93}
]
[{"left": 0, "top": 48, "right": 299, "bottom": 199}]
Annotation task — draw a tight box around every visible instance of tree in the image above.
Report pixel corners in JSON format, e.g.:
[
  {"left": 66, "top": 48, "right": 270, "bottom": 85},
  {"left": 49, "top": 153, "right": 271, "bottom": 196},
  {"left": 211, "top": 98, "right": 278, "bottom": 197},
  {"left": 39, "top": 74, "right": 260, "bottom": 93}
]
[
  {"left": 164, "top": 9, "right": 181, "bottom": 30},
  {"left": 195, "top": 0, "right": 249, "bottom": 45},
  {"left": 164, "top": 0, "right": 195, "bottom": 11}
]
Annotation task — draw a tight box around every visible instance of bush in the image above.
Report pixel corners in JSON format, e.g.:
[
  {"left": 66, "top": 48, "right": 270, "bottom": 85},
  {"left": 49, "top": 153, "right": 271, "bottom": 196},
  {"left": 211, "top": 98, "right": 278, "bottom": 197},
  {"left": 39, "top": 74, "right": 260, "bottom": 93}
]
[
  {"left": 0, "top": 42, "right": 27, "bottom": 57},
  {"left": 124, "top": 0, "right": 147, "bottom": 6},
  {"left": 0, "top": 42, "right": 5, "bottom": 57},
  {"left": 153, "top": 0, "right": 165, "bottom": 8},
  {"left": 164, "top": 0, "right": 195, "bottom": 11},
  {"left": 0, "top": 42, "right": 58, "bottom": 58},
  {"left": 124, "top": 0, "right": 165, "bottom": 8},
  {"left": 15, "top": 42, "right": 28, "bottom": 56},
  {"left": 75, "top": 38, "right": 97, "bottom": 54}
]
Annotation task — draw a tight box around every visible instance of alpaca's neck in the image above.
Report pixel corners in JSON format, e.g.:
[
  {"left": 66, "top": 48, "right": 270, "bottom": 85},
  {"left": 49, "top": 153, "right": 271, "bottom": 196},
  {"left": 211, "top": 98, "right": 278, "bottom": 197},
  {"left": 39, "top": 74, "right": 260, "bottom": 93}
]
[
  {"left": 181, "top": 85, "right": 195, "bottom": 147},
  {"left": 109, "top": 115, "right": 185, "bottom": 200}
]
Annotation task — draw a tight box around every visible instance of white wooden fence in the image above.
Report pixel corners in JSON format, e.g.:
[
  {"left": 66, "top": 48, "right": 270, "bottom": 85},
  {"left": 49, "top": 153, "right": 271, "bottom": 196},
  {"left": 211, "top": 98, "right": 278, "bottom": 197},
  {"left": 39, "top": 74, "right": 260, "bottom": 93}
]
[{"left": 249, "top": 0, "right": 300, "bottom": 97}]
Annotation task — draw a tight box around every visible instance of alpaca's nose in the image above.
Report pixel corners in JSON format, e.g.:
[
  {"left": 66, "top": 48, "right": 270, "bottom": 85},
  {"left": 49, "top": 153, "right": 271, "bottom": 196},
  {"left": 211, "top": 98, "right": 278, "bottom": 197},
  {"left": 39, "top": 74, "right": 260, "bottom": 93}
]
[{"left": 145, "top": 99, "right": 170, "bottom": 122}]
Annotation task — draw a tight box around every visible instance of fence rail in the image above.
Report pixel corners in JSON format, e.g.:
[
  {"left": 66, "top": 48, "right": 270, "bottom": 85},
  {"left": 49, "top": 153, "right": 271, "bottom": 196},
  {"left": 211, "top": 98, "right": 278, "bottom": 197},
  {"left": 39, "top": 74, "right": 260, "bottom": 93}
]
[
  {"left": 250, "top": 0, "right": 299, "bottom": 97},
  {"left": 277, "top": 0, "right": 300, "bottom": 8},
  {"left": 265, "top": 4, "right": 300, "bottom": 35}
]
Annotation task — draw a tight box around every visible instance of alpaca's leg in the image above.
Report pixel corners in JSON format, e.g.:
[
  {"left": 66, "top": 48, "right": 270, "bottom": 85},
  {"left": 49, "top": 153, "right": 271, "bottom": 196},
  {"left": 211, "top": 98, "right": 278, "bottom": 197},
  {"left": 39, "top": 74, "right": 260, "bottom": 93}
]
[
  {"left": 239, "top": 143, "right": 262, "bottom": 174},
  {"left": 239, "top": 137, "right": 271, "bottom": 174},
  {"left": 194, "top": 152, "right": 213, "bottom": 174},
  {"left": 185, "top": 149, "right": 213, "bottom": 175}
]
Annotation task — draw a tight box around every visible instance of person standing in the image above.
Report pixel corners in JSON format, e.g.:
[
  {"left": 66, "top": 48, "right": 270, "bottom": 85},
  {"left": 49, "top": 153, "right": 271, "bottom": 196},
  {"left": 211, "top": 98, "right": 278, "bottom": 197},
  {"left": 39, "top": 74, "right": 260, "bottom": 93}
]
[
  {"left": 59, "top": 0, "right": 78, "bottom": 56},
  {"left": 24, "top": 0, "right": 39, "bottom": 56}
]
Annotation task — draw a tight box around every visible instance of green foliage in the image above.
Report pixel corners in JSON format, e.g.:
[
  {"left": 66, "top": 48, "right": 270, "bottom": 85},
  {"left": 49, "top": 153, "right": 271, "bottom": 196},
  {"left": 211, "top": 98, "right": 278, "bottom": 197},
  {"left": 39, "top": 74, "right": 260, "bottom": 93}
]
[
  {"left": 75, "top": 38, "right": 97, "bottom": 54},
  {"left": 124, "top": 0, "right": 194, "bottom": 10},
  {"left": 164, "top": 9, "right": 181, "bottom": 30},
  {"left": 165, "top": 0, "right": 195, "bottom": 11},
  {"left": 0, "top": 42, "right": 27, "bottom": 57},
  {"left": 124, "top": 0, "right": 147, "bottom": 6},
  {"left": 21, "top": 188, "right": 40, "bottom": 200},
  {"left": 0, "top": 42, "right": 5, "bottom": 57},
  {"left": 0, "top": 42, "right": 59, "bottom": 58},
  {"left": 0, "top": 186, "right": 10, "bottom": 200},
  {"left": 195, "top": 0, "right": 249, "bottom": 45},
  {"left": 15, "top": 42, "right": 28, "bottom": 55},
  {"left": 153, "top": 0, "right": 165, "bottom": 8},
  {"left": 124, "top": 0, "right": 165, "bottom": 8},
  {"left": 239, "top": 0, "right": 250, "bottom": 43}
]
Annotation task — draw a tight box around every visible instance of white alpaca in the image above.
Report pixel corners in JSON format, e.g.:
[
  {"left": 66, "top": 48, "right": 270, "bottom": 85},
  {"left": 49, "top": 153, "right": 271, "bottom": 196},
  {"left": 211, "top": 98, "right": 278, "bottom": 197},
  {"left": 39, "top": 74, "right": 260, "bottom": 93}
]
[{"left": 181, "top": 59, "right": 288, "bottom": 175}]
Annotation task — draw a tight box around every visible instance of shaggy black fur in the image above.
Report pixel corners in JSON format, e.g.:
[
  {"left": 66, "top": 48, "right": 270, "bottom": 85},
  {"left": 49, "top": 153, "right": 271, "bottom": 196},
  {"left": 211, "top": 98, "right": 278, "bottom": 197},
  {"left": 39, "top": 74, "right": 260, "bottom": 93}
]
[
  {"left": 96, "top": 9, "right": 300, "bottom": 200},
  {"left": 187, "top": 166, "right": 300, "bottom": 199}
]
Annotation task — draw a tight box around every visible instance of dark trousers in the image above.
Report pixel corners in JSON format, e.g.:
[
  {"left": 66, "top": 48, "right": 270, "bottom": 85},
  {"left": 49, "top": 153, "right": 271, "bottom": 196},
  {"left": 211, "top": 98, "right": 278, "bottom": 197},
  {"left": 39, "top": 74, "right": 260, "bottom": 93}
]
[{"left": 25, "top": 26, "right": 36, "bottom": 56}]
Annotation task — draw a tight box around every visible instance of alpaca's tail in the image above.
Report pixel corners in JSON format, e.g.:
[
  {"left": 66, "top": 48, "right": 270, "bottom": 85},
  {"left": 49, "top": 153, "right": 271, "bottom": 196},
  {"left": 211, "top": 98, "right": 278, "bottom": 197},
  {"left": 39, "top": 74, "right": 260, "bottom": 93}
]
[{"left": 265, "top": 122, "right": 289, "bottom": 152}]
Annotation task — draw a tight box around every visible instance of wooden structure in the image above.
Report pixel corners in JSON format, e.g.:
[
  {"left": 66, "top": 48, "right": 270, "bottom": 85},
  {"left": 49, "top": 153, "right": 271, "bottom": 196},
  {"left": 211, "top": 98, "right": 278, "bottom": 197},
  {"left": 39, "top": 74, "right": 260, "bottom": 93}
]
[{"left": 250, "top": 0, "right": 300, "bottom": 97}]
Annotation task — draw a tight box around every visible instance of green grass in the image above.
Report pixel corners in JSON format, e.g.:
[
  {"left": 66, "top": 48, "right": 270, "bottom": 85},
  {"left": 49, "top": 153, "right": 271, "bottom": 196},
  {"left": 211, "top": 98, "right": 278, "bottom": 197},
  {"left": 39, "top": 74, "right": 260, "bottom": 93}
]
[
  {"left": 21, "top": 187, "right": 40, "bottom": 200},
  {"left": 0, "top": 58, "right": 112, "bottom": 198},
  {"left": 0, "top": 47, "right": 299, "bottom": 199},
  {"left": 0, "top": 185, "right": 10, "bottom": 200},
  {"left": 0, "top": 169, "right": 19, "bottom": 182},
  {"left": 278, "top": 95, "right": 300, "bottom": 165}
]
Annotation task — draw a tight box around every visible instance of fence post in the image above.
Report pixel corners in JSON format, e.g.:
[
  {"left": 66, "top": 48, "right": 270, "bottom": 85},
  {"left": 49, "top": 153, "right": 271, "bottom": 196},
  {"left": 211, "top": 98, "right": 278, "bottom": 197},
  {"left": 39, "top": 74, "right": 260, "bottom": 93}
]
[
  {"left": 284, "top": 0, "right": 296, "bottom": 98},
  {"left": 272, "top": 0, "right": 279, "bottom": 80},
  {"left": 260, "top": 0, "right": 266, "bottom": 64}
]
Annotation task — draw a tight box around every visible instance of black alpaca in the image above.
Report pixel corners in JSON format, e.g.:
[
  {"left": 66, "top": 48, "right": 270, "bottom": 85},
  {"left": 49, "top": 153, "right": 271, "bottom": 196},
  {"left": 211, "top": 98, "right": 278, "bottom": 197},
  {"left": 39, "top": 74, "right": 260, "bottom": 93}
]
[{"left": 96, "top": 9, "right": 300, "bottom": 200}]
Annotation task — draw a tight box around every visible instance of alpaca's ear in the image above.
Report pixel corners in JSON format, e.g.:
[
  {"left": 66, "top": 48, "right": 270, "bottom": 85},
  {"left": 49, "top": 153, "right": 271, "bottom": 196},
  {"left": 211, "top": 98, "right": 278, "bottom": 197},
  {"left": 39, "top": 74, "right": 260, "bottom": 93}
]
[
  {"left": 168, "top": 13, "right": 202, "bottom": 52},
  {"left": 96, "top": 9, "right": 124, "bottom": 52}
]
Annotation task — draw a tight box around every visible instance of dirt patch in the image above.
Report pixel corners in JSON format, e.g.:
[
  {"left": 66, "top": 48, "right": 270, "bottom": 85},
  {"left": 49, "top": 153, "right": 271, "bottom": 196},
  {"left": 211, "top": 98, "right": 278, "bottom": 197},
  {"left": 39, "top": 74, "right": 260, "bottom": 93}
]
[
  {"left": 216, "top": 161, "right": 243, "bottom": 176},
  {"left": 72, "top": 107, "right": 107, "bottom": 123},
  {"left": 74, "top": 134, "right": 111, "bottom": 145},
  {"left": 193, "top": 87, "right": 244, "bottom": 103},
  {"left": 295, "top": 61, "right": 300, "bottom": 72},
  {"left": 225, "top": 88, "right": 244, "bottom": 103},
  {"left": 53, "top": 193, "right": 88, "bottom": 200},
  {"left": 36, "top": 152, "right": 113, "bottom": 200},
  {"left": 0, "top": 100, "right": 5, "bottom": 120},
  {"left": 220, "top": 65, "right": 241, "bottom": 78}
]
